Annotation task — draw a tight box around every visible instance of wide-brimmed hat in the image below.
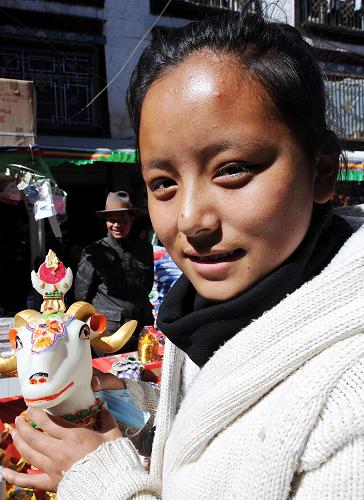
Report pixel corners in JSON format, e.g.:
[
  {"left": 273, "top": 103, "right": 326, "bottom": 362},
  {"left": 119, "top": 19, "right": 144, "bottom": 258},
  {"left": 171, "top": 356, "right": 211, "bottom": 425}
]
[{"left": 96, "top": 191, "right": 139, "bottom": 218}]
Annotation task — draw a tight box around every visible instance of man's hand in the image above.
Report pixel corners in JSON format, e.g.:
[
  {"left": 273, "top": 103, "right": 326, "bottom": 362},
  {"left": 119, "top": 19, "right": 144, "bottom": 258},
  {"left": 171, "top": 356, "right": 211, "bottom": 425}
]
[{"left": 92, "top": 368, "right": 126, "bottom": 391}]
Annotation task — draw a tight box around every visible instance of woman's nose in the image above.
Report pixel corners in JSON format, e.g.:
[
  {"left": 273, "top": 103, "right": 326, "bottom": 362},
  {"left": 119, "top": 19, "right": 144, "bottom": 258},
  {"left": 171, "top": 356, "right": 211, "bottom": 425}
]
[{"left": 177, "top": 191, "right": 219, "bottom": 238}]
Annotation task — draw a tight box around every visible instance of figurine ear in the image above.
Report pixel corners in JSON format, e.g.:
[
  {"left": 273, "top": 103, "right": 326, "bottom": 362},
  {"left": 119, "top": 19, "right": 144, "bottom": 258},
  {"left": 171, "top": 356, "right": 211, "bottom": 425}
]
[
  {"left": 88, "top": 314, "right": 107, "bottom": 334},
  {"left": 9, "top": 328, "right": 18, "bottom": 349}
]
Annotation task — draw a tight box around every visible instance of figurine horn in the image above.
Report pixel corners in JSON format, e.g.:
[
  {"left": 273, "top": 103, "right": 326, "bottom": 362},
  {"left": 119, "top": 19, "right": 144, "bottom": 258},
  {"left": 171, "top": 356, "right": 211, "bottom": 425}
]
[
  {"left": 14, "top": 310, "right": 42, "bottom": 328},
  {"left": 0, "top": 355, "right": 17, "bottom": 375},
  {"left": 67, "top": 302, "right": 97, "bottom": 321},
  {"left": 90, "top": 320, "right": 138, "bottom": 353}
]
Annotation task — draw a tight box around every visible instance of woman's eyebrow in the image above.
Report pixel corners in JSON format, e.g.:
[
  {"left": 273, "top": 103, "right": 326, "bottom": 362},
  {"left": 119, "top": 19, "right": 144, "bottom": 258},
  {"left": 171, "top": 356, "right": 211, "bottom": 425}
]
[
  {"left": 198, "top": 138, "right": 269, "bottom": 157},
  {"left": 142, "top": 137, "right": 270, "bottom": 173},
  {"left": 142, "top": 159, "right": 175, "bottom": 173}
]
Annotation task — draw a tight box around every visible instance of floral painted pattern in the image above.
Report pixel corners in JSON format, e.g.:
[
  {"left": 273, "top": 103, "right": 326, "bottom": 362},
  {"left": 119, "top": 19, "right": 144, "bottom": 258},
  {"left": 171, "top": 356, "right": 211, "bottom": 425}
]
[{"left": 27, "top": 314, "right": 73, "bottom": 353}]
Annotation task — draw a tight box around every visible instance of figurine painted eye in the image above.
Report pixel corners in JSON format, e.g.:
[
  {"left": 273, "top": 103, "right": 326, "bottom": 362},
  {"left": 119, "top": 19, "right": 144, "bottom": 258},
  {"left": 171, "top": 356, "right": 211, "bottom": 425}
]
[
  {"left": 15, "top": 335, "right": 23, "bottom": 351},
  {"left": 79, "top": 324, "right": 90, "bottom": 340}
]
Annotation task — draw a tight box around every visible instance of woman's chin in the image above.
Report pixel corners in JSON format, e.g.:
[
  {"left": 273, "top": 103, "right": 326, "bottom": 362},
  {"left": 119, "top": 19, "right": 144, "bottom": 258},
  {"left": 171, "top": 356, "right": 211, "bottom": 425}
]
[{"left": 193, "top": 280, "right": 249, "bottom": 302}]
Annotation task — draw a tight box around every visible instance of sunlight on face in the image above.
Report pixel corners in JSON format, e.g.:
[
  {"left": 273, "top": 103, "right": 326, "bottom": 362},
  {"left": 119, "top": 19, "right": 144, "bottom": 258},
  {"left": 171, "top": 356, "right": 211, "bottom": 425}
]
[{"left": 140, "top": 52, "right": 333, "bottom": 301}]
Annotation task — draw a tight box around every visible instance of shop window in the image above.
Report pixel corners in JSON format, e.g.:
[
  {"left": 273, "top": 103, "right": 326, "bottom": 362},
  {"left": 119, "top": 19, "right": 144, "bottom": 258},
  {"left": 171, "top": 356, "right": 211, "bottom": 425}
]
[
  {"left": 301, "top": 0, "right": 364, "bottom": 33},
  {"left": 150, "top": 0, "right": 260, "bottom": 19},
  {"left": 0, "top": 43, "right": 109, "bottom": 137},
  {"left": 321, "top": 62, "right": 364, "bottom": 144}
]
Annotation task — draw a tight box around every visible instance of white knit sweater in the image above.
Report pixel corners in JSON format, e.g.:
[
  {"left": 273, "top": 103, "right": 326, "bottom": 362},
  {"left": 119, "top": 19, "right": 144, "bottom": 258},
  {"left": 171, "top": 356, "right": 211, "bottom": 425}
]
[{"left": 58, "top": 219, "right": 364, "bottom": 500}]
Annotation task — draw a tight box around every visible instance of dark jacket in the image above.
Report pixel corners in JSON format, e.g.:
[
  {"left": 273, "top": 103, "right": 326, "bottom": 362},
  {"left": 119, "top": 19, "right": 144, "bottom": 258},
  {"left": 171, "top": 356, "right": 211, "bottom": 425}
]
[{"left": 74, "top": 234, "right": 154, "bottom": 328}]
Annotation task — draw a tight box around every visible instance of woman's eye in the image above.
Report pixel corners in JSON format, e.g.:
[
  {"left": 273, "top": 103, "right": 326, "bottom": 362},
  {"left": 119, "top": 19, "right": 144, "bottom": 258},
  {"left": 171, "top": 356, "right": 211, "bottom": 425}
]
[
  {"left": 15, "top": 335, "right": 23, "bottom": 350},
  {"left": 149, "top": 178, "right": 176, "bottom": 192},
  {"left": 79, "top": 325, "right": 90, "bottom": 340},
  {"left": 215, "top": 163, "right": 259, "bottom": 177}
]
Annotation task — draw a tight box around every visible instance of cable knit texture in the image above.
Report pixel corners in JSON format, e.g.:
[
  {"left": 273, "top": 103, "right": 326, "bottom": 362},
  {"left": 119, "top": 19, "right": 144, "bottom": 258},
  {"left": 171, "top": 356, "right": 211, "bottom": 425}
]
[{"left": 58, "top": 219, "right": 364, "bottom": 500}]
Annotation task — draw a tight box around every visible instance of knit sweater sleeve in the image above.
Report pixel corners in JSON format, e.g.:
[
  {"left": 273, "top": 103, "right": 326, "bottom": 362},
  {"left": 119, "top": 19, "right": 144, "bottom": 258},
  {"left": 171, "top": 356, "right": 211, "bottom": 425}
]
[
  {"left": 291, "top": 434, "right": 364, "bottom": 499},
  {"left": 57, "top": 437, "right": 160, "bottom": 500},
  {"left": 292, "top": 358, "right": 364, "bottom": 498}
]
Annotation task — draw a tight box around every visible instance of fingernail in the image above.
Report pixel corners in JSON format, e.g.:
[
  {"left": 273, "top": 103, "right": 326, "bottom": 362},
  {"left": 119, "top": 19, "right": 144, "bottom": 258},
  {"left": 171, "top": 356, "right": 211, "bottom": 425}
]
[
  {"left": 102, "top": 401, "right": 108, "bottom": 410},
  {"left": 94, "top": 376, "right": 100, "bottom": 389},
  {"left": 14, "top": 416, "right": 19, "bottom": 425}
]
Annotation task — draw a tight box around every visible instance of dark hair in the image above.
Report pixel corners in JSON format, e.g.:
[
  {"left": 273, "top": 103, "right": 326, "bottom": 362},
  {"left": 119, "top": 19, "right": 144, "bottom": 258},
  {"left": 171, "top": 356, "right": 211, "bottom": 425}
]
[{"left": 126, "top": 11, "right": 341, "bottom": 164}]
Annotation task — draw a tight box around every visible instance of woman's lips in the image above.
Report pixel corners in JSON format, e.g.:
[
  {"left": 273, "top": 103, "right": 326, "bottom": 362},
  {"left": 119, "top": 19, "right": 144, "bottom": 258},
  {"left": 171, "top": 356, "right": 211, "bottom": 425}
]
[
  {"left": 187, "top": 249, "right": 244, "bottom": 278},
  {"left": 187, "top": 249, "right": 244, "bottom": 263}
]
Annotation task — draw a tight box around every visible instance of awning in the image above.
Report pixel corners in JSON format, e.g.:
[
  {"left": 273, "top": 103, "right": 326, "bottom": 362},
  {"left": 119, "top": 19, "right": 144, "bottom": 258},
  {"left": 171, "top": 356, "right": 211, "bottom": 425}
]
[
  {"left": 339, "top": 164, "right": 364, "bottom": 182},
  {"left": 0, "top": 146, "right": 138, "bottom": 185},
  {"left": 340, "top": 151, "right": 364, "bottom": 182},
  {"left": 0, "top": 146, "right": 56, "bottom": 183},
  {"left": 0, "top": 146, "right": 363, "bottom": 181},
  {"left": 40, "top": 146, "right": 137, "bottom": 166}
]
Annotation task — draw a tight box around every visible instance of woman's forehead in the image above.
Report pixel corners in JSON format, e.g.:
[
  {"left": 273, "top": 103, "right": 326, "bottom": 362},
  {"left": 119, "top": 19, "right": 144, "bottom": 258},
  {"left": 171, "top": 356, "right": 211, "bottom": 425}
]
[
  {"left": 147, "top": 51, "right": 246, "bottom": 102},
  {"left": 141, "top": 54, "right": 278, "bottom": 131},
  {"left": 139, "top": 57, "right": 285, "bottom": 165}
]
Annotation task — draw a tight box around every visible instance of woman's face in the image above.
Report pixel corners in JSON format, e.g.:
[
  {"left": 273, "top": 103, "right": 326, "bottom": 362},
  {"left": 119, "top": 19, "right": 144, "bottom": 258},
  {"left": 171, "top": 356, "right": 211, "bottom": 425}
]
[{"left": 140, "top": 52, "right": 334, "bottom": 301}]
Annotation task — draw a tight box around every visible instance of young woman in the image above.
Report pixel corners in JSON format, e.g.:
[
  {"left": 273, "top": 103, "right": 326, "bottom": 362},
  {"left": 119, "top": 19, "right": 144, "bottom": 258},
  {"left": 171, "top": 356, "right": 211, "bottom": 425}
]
[{"left": 2, "top": 12, "right": 363, "bottom": 499}]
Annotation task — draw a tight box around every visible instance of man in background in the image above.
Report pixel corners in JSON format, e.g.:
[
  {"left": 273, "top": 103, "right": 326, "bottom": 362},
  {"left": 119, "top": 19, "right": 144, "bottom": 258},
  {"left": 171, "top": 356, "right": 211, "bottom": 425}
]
[{"left": 74, "top": 191, "right": 154, "bottom": 353}]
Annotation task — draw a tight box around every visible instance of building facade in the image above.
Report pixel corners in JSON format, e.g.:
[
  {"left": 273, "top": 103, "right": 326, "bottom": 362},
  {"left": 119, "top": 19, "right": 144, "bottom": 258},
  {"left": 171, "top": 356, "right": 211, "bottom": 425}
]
[
  {"left": 0, "top": 0, "right": 186, "bottom": 150},
  {"left": 0, "top": 0, "right": 362, "bottom": 150}
]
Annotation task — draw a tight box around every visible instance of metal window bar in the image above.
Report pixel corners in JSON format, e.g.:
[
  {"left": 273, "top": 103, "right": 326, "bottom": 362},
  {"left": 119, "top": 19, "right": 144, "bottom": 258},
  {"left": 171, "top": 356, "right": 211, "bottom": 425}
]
[
  {"left": 0, "top": 45, "right": 100, "bottom": 129},
  {"left": 325, "top": 75, "right": 364, "bottom": 140},
  {"left": 301, "top": 0, "right": 364, "bottom": 31},
  {"left": 175, "top": 0, "right": 260, "bottom": 13}
]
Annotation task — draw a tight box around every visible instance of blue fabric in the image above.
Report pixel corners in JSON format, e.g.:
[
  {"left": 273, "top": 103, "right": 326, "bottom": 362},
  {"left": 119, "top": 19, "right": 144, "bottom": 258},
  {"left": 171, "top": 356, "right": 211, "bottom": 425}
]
[
  {"left": 95, "top": 389, "right": 150, "bottom": 430},
  {"left": 150, "top": 246, "right": 182, "bottom": 327}
]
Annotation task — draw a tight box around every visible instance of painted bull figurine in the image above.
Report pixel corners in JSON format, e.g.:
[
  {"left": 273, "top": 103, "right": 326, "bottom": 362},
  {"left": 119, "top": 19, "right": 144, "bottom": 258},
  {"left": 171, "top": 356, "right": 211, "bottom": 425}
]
[{"left": 5, "top": 250, "right": 137, "bottom": 425}]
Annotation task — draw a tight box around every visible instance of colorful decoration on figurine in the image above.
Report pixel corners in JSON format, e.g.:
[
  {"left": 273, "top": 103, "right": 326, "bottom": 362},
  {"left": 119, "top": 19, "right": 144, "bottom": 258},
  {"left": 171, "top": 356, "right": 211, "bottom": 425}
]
[
  {"left": 31, "top": 249, "right": 72, "bottom": 314},
  {"left": 7, "top": 250, "right": 138, "bottom": 427},
  {"left": 27, "top": 315, "right": 72, "bottom": 353}
]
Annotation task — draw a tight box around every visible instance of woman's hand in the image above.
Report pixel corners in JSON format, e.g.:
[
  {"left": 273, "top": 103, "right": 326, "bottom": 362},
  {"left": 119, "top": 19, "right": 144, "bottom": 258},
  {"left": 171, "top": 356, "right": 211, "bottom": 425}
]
[{"left": 0, "top": 405, "right": 122, "bottom": 492}]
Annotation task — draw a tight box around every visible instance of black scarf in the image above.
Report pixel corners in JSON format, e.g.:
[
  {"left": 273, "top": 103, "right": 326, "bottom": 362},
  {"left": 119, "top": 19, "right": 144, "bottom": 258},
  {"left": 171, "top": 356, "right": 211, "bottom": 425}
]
[{"left": 157, "top": 205, "right": 353, "bottom": 367}]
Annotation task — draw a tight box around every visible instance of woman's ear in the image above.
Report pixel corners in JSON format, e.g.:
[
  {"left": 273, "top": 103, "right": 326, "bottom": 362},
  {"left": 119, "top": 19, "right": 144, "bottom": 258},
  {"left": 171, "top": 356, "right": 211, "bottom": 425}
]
[
  {"left": 313, "top": 154, "right": 337, "bottom": 204},
  {"left": 313, "top": 132, "right": 340, "bottom": 204}
]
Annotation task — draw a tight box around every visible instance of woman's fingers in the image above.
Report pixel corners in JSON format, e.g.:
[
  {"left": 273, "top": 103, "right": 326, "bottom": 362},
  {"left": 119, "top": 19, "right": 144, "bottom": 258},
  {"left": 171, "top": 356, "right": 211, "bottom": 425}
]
[
  {"left": 1, "top": 468, "right": 57, "bottom": 492},
  {"left": 92, "top": 372, "right": 126, "bottom": 391},
  {"left": 26, "top": 407, "right": 82, "bottom": 435},
  {"left": 16, "top": 411, "right": 69, "bottom": 450},
  {"left": 11, "top": 426, "right": 53, "bottom": 473}
]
